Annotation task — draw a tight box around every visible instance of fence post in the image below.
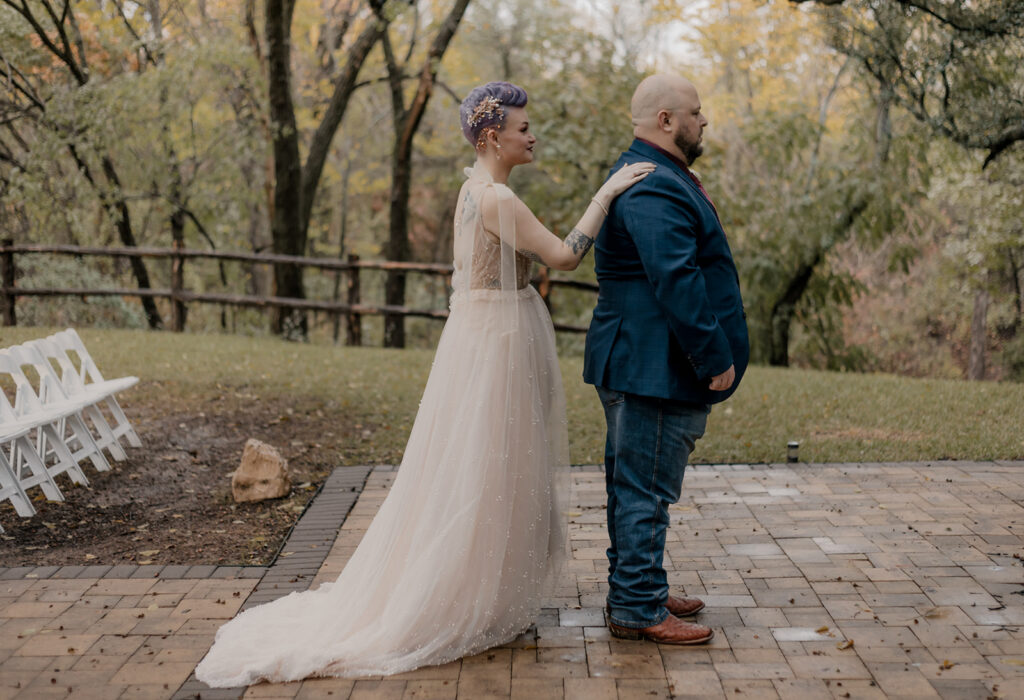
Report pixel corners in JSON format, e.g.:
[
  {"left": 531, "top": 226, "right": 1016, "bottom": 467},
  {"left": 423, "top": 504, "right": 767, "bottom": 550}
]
[
  {"left": 1, "top": 238, "right": 15, "bottom": 327},
  {"left": 346, "top": 254, "right": 362, "bottom": 346},
  {"left": 171, "top": 239, "right": 186, "bottom": 332}
]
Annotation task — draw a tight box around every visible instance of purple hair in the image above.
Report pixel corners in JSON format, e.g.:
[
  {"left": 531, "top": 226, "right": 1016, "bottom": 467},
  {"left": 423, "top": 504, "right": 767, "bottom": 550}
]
[{"left": 459, "top": 81, "right": 528, "bottom": 147}]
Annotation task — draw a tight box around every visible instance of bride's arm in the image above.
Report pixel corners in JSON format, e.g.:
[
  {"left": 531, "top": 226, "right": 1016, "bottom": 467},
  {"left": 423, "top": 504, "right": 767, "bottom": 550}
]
[{"left": 481, "top": 161, "right": 655, "bottom": 271}]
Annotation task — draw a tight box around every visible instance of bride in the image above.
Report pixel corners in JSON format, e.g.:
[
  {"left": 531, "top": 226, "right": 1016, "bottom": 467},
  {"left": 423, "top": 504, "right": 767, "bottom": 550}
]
[{"left": 195, "top": 81, "right": 653, "bottom": 687}]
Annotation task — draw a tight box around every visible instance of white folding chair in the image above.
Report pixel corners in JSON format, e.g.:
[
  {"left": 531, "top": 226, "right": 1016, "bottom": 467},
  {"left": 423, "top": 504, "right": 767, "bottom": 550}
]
[
  {"left": 0, "top": 424, "right": 39, "bottom": 532},
  {"left": 33, "top": 336, "right": 130, "bottom": 462},
  {"left": 1, "top": 344, "right": 107, "bottom": 480},
  {"left": 48, "top": 329, "right": 141, "bottom": 449},
  {"left": 0, "top": 350, "right": 83, "bottom": 503}
]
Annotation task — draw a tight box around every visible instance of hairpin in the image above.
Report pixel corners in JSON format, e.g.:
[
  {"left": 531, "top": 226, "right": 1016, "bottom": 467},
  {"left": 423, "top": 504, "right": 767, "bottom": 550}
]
[{"left": 467, "top": 96, "right": 502, "bottom": 127}]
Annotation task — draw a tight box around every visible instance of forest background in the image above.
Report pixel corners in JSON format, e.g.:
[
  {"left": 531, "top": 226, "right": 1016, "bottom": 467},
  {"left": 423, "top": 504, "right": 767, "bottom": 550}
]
[{"left": 2, "top": 0, "right": 1022, "bottom": 381}]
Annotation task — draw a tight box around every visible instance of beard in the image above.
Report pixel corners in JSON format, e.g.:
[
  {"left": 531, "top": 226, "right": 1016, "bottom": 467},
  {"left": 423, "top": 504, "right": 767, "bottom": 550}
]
[{"left": 674, "top": 130, "right": 703, "bottom": 165}]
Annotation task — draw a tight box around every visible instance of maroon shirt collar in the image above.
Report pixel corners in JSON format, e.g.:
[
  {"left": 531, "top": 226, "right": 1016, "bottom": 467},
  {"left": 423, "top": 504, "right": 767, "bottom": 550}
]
[
  {"left": 636, "top": 137, "right": 691, "bottom": 174},
  {"left": 636, "top": 138, "right": 719, "bottom": 218}
]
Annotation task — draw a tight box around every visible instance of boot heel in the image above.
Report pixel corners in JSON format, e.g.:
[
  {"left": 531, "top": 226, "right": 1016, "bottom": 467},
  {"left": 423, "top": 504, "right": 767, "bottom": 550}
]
[{"left": 608, "top": 623, "right": 643, "bottom": 640}]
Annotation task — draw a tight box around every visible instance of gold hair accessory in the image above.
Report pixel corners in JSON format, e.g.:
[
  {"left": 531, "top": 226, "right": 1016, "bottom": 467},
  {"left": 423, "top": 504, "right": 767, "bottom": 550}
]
[{"left": 467, "top": 96, "right": 502, "bottom": 127}]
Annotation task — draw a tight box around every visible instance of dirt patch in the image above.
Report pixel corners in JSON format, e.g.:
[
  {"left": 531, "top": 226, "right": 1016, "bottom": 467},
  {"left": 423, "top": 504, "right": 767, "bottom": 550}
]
[{"left": 0, "top": 385, "right": 367, "bottom": 567}]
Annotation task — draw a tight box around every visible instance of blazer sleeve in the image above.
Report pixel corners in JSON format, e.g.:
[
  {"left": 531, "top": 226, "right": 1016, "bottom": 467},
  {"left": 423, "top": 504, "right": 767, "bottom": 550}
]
[{"left": 619, "top": 176, "right": 734, "bottom": 380}]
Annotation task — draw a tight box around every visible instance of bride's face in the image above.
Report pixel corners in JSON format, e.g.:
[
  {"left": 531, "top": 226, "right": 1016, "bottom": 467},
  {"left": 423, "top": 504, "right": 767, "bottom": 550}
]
[{"left": 494, "top": 107, "right": 536, "bottom": 165}]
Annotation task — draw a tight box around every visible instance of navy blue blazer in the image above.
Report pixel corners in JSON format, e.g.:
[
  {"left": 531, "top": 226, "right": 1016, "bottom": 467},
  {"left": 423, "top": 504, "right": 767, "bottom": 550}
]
[{"left": 583, "top": 139, "right": 749, "bottom": 405}]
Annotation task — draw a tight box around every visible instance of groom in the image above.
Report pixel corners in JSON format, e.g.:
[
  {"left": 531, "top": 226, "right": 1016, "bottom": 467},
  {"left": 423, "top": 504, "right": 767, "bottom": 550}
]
[{"left": 584, "top": 74, "right": 749, "bottom": 644}]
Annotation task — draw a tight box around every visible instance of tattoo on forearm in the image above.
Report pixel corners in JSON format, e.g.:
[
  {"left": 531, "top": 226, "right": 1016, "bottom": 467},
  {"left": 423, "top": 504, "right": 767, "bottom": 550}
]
[
  {"left": 565, "top": 228, "right": 595, "bottom": 257},
  {"left": 520, "top": 248, "right": 544, "bottom": 264}
]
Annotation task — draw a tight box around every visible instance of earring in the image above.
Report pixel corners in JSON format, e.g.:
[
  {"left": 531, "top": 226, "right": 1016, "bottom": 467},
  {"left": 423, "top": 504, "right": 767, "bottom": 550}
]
[{"left": 495, "top": 144, "right": 502, "bottom": 161}]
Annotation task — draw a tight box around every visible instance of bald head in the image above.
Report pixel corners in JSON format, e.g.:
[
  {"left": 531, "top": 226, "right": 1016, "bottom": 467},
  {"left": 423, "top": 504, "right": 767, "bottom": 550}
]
[
  {"left": 631, "top": 75, "right": 698, "bottom": 130},
  {"left": 630, "top": 74, "right": 707, "bottom": 165}
]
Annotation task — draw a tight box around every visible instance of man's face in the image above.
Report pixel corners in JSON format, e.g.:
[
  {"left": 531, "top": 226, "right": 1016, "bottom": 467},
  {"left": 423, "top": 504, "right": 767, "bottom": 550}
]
[{"left": 670, "top": 87, "right": 708, "bottom": 165}]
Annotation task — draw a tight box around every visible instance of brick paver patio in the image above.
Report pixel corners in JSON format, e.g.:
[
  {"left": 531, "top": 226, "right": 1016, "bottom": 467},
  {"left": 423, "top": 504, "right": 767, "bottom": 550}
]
[{"left": 3, "top": 460, "right": 1024, "bottom": 699}]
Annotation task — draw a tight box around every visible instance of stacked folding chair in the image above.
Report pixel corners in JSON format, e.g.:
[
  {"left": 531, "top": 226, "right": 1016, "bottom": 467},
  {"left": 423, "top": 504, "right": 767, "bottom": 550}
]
[{"left": 0, "top": 329, "right": 140, "bottom": 532}]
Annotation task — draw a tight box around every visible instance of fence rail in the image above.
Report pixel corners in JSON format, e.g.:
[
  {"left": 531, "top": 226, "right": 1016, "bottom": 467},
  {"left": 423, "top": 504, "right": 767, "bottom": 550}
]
[{"left": 0, "top": 241, "right": 598, "bottom": 342}]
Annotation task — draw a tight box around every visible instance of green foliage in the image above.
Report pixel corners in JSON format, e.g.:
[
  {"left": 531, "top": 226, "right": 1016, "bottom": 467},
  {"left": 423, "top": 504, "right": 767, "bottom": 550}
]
[
  {"left": 1, "top": 4, "right": 268, "bottom": 252},
  {"left": 1002, "top": 335, "right": 1024, "bottom": 382},
  {"left": 12, "top": 257, "right": 147, "bottom": 329},
  {"left": 674, "top": 0, "right": 936, "bottom": 367},
  {"left": 816, "top": 0, "right": 1024, "bottom": 165}
]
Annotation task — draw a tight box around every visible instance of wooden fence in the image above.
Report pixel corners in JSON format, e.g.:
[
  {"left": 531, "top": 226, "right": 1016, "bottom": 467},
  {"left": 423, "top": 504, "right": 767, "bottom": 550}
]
[{"left": 0, "top": 240, "right": 599, "bottom": 343}]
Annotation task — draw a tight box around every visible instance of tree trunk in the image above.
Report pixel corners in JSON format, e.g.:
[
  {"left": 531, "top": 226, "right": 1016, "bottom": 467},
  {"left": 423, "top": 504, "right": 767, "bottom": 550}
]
[
  {"left": 100, "top": 157, "right": 164, "bottom": 328},
  {"left": 379, "top": 0, "right": 472, "bottom": 348},
  {"left": 384, "top": 146, "right": 412, "bottom": 346},
  {"left": 169, "top": 185, "right": 188, "bottom": 331},
  {"left": 1008, "top": 248, "right": 1023, "bottom": 333},
  {"left": 768, "top": 254, "right": 819, "bottom": 366},
  {"left": 261, "top": 0, "right": 386, "bottom": 339},
  {"left": 766, "top": 81, "right": 891, "bottom": 366},
  {"left": 968, "top": 286, "right": 990, "bottom": 380},
  {"left": 265, "top": 0, "right": 307, "bottom": 338},
  {"left": 331, "top": 159, "right": 352, "bottom": 344},
  {"left": 150, "top": 2, "right": 190, "bottom": 331},
  {"left": 300, "top": 17, "right": 383, "bottom": 237}
]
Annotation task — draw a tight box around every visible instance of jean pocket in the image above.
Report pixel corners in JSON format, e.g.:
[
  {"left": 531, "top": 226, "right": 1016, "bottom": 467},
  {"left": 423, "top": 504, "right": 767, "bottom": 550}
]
[{"left": 597, "top": 386, "right": 625, "bottom": 407}]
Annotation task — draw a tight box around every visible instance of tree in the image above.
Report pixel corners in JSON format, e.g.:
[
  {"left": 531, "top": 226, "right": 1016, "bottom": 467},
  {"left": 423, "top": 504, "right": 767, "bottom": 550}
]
[
  {"left": 930, "top": 149, "right": 1024, "bottom": 379},
  {"left": 374, "top": 0, "right": 471, "bottom": 348},
  {"left": 0, "top": 0, "right": 165, "bottom": 328},
  {"left": 262, "top": 0, "right": 386, "bottom": 338},
  {"left": 790, "top": 0, "right": 1024, "bottom": 373},
  {"left": 655, "top": 0, "right": 938, "bottom": 368},
  {"left": 790, "top": 0, "right": 1024, "bottom": 168}
]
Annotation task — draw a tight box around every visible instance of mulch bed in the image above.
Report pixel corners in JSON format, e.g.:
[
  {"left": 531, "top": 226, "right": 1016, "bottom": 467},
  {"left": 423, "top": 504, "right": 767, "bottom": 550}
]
[{"left": 0, "top": 387, "right": 360, "bottom": 567}]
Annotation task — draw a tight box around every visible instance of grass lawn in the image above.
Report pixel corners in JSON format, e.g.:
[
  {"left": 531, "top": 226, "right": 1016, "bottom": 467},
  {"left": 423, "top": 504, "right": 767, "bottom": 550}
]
[{"left": 4, "top": 326, "right": 1023, "bottom": 465}]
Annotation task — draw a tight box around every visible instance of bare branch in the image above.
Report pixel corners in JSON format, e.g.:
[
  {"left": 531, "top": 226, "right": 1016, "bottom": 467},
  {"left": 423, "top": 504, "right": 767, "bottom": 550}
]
[
  {"left": 381, "top": 25, "right": 406, "bottom": 127},
  {"left": 1, "top": 0, "right": 88, "bottom": 84},
  {"left": 110, "top": 0, "right": 158, "bottom": 68},
  {"left": 0, "top": 51, "right": 46, "bottom": 112},
  {"left": 983, "top": 125, "right": 1024, "bottom": 169},
  {"left": 790, "top": 0, "right": 1024, "bottom": 36},
  {"left": 434, "top": 79, "right": 461, "bottom": 104},
  {"left": 402, "top": 2, "right": 418, "bottom": 66}
]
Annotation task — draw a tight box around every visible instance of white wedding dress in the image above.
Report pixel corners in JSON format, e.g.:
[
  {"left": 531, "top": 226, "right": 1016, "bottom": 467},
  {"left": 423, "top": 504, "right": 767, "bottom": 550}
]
[{"left": 195, "top": 165, "right": 569, "bottom": 687}]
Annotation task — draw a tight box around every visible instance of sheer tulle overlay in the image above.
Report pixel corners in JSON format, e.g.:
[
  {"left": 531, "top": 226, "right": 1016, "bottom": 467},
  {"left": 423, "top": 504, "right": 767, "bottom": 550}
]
[{"left": 195, "top": 165, "right": 569, "bottom": 687}]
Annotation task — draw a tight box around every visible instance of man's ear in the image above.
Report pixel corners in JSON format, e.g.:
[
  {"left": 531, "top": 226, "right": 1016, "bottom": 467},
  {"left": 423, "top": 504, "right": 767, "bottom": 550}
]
[{"left": 657, "top": 109, "right": 673, "bottom": 132}]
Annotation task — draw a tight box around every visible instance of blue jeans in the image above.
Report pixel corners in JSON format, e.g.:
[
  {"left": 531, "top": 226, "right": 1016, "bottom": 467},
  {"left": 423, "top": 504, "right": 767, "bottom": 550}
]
[{"left": 597, "top": 386, "right": 709, "bottom": 629}]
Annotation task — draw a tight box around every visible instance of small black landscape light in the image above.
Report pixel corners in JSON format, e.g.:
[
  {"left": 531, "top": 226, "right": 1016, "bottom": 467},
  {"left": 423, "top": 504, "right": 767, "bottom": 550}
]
[{"left": 787, "top": 441, "right": 800, "bottom": 463}]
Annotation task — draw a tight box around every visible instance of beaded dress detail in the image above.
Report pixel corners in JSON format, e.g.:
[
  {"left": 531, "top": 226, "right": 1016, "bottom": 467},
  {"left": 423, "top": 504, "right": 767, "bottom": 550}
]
[{"left": 195, "top": 164, "right": 569, "bottom": 687}]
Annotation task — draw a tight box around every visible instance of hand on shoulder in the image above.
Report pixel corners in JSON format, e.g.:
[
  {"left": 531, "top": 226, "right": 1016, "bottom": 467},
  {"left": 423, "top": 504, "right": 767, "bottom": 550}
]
[{"left": 596, "top": 161, "right": 656, "bottom": 209}]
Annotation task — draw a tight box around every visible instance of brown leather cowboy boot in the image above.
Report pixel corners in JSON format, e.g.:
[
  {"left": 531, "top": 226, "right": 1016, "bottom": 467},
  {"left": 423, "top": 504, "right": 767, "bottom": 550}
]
[
  {"left": 608, "top": 615, "right": 714, "bottom": 645},
  {"left": 665, "top": 595, "right": 705, "bottom": 617},
  {"left": 606, "top": 595, "right": 705, "bottom": 620}
]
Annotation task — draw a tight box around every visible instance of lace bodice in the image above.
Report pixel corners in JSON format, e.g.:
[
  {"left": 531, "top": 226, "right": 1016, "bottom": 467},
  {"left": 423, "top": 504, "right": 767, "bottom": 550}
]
[{"left": 452, "top": 173, "right": 532, "bottom": 292}]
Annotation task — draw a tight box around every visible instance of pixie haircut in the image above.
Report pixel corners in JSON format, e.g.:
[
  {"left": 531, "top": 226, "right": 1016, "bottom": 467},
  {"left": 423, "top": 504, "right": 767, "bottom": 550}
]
[{"left": 459, "top": 81, "right": 529, "bottom": 147}]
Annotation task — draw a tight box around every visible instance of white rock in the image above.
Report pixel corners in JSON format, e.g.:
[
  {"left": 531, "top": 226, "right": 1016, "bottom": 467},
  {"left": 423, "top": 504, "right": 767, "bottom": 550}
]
[{"left": 232, "top": 439, "right": 291, "bottom": 503}]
